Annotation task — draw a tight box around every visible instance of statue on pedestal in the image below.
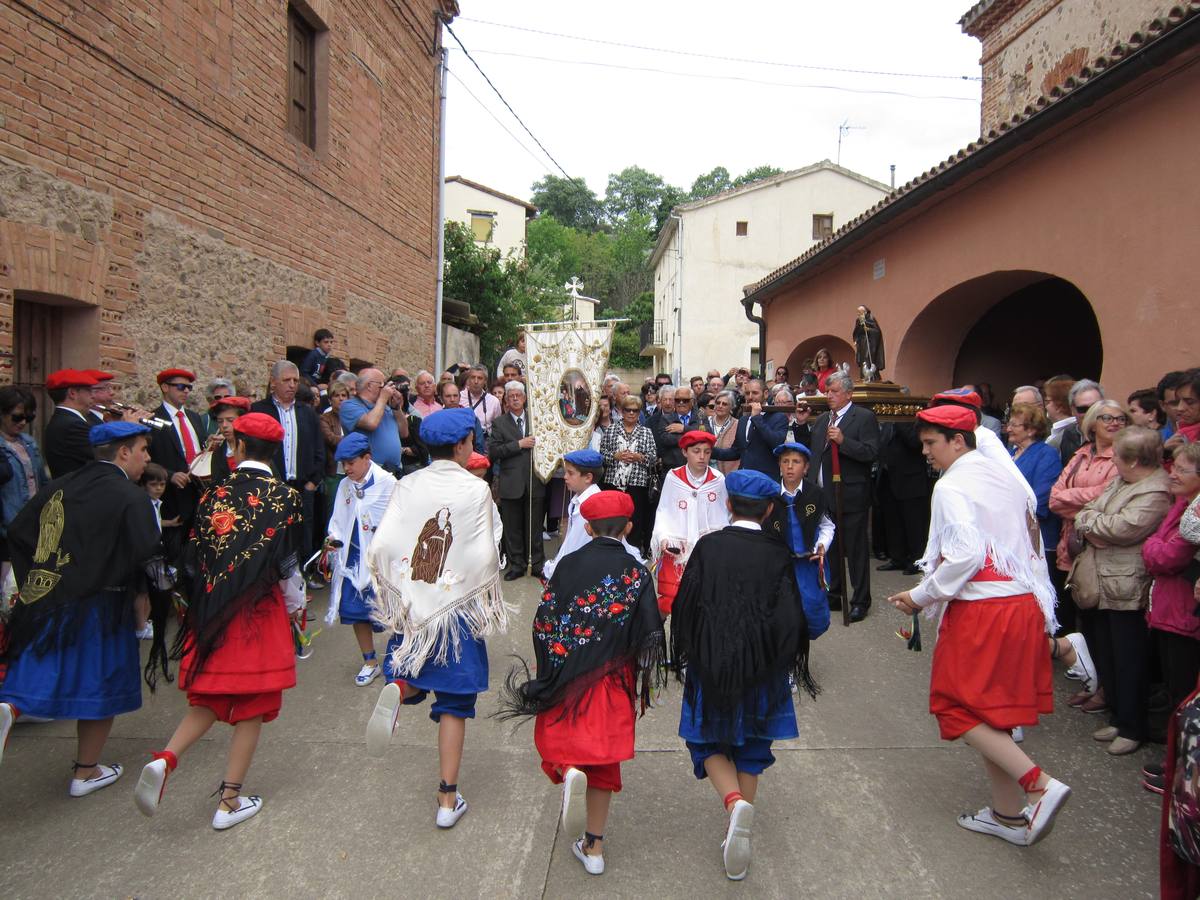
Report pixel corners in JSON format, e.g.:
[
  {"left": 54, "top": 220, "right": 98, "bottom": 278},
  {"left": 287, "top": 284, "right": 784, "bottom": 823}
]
[{"left": 853, "top": 305, "right": 885, "bottom": 382}]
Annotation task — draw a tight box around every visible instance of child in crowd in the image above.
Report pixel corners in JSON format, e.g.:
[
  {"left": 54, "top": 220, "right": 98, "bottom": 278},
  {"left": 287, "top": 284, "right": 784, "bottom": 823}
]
[
  {"left": 543, "top": 449, "right": 643, "bottom": 581},
  {"left": 137, "top": 462, "right": 178, "bottom": 641},
  {"left": 671, "top": 469, "right": 819, "bottom": 881},
  {"left": 500, "top": 490, "right": 663, "bottom": 876},
  {"left": 323, "top": 433, "right": 397, "bottom": 687},
  {"left": 651, "top": 431, "right": 729, "bottom": 616},
  {"left": 768, "top": 442, "right": 834, "bottom": 639}
]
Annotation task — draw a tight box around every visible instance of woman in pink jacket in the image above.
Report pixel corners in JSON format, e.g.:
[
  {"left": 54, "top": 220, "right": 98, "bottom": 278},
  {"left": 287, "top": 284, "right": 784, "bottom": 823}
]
[
  {"left": 1048, "top": 401, "right": 1123, "bottom": 711},
  {"left": 1141, "top": 443, "right": 1200, "bottom": 795}
]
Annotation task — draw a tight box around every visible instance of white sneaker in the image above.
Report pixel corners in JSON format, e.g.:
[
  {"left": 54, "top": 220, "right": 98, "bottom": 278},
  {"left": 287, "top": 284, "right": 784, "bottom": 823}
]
[
  {"left": 956, "top": 807, "right": 1030, "bottom": 846},
  {"left": 134, "top": 759, "right": 170, "bottom": 817},
  {"left": 1026, "top": 778, "right": 1071, "bottom": 845},
  {"left": 1011, "top": 726, "right": 1024, "bottom": 743},
  {"left": 15, "top": 714, "right": 53, "bottom": 724},
  {"left": 0, "top": 702, "right": 13, "bottom": 768},
  {"left": 1065, "top": 633, "right": 1097, "bottom": 693},
  {"left": 212, "top": 795, "right": 263, "bottom": 830},
  {"left": 69, "top": 763, "right": 123, "bottom": 797},
  {"left": 561, "top": 767, "right": 588, "bottom": 839},
  {"left": 365, "top": 682, "right": 402, "bottom": 757},
  {"left": 721, "top": 799, "right": 754, "bottom": 881},
  {"left": 572, "top": 838, "right": 605, "bottom": 875},
  {"left": 354, "top": 663, "right": 381, "bottom": 687},
  {"left": 436, "top": 792, "right": 468, "bottom": 829},
  {"left": 135, "top": 622, "right": 154, "bottom": 641}
]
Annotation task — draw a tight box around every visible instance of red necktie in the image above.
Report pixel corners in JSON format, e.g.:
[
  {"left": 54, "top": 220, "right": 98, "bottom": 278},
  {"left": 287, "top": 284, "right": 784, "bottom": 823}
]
[{"left": 177, "top": 410, "right": 198, "bottom": 464}]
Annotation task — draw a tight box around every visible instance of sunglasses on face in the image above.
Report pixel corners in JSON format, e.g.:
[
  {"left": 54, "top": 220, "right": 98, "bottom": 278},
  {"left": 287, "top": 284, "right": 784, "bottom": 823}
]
[
  {"left": 6, "top": 413, "right": 33, "bottom": 423},
  {"left": 1073, "top": 405, "right": 1090, "bottom": 414},
  {"left": 675, "top": 398, "right": 693, "bottom": 405},
  {"left": 623, "top": 407, "right": 639, "bottom": 413},
  {"left": 166, "top": 383, "right": 194, "bottom": 391}
]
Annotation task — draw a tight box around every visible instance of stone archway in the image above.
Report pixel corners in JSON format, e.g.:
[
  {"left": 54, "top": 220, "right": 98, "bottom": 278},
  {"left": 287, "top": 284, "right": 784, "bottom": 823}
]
[
  {"left": 895, "top": 271, "right": 1102, "bottom": 397},
  {"left": 783, "top": 334, "right": 856, "bottom": 380}
]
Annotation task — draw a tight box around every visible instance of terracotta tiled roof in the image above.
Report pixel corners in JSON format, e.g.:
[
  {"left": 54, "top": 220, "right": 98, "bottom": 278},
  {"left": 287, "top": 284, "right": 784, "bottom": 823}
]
[
  {"left": 958, "top": 0, "right": 1024, "bottom": 38},
  {"left": 744, "top": 2, "right": 1200, "bottom": 302},
  {"left": 445, "top": 175, "right": 538, "bottom": 214}
]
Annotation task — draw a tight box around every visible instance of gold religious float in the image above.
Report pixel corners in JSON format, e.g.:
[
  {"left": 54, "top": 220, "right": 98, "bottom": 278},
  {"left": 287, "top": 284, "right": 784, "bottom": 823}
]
[{"left": 765, "top": 381, "right": 929, "bottom": 422}]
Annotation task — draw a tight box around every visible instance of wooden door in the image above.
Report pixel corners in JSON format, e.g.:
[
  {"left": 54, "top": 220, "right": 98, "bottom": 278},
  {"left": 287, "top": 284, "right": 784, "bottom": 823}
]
[{"left": 13, "top": 298, "right": 63, "bottom": 440}]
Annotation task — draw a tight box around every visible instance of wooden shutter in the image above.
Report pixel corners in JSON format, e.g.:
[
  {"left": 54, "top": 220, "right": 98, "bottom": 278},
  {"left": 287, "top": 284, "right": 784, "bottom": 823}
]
[{"left": 287, "top": 8, "right": 314, "bottom": 146}]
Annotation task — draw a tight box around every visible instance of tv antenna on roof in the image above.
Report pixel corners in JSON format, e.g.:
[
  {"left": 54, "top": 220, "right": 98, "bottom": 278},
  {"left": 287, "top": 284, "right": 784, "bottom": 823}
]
[{"left": 837, "top": 119, "right": 866, "bottom": 165}]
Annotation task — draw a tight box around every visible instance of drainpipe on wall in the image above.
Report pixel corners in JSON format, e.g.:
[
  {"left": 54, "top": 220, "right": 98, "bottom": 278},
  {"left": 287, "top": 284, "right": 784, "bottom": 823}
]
[
  {"left": 671, "top": 213, "right": 683, "bottom": 384},
  {"left": 433, "top": 42, "right": 449, "bottom": 376},
  {"left": 742, "top": 296, "right": 766, "bottom": 381}
]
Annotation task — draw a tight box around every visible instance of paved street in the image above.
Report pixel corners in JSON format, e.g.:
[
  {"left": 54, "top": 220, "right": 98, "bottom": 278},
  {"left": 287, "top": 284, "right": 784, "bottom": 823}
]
[{"left": 0, "top": 562, "right": 1159, "bottom": 899}]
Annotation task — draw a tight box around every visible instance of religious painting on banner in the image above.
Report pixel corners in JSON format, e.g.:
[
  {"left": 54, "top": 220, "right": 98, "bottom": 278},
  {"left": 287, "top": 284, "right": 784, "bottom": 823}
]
[{"left": 524, "top": 322, "right": 616, "bottom": 482}]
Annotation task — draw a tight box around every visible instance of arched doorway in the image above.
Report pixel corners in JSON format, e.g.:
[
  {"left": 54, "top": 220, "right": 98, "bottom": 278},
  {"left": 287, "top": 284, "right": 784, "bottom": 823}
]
[
  {"left": 896, "top": 271, "right": 1102, "bottom": 398},
  {"left": 783, "top": 334, "right": 856, "bottom": 381}
]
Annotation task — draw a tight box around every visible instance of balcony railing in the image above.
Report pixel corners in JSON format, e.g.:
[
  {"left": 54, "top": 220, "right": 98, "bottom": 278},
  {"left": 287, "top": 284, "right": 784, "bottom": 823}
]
[{"left": 639, "top": 318, "right": 666, "bottom": 355}]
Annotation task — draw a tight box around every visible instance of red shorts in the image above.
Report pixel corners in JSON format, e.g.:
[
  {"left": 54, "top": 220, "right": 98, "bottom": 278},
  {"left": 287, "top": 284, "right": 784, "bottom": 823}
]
[
  {"left": 929, "top": 593, "right": 1052, "bottom": 741},
  {"left": 541, "top": 761, "right": 623, "bottom": 793},
  {"left": 188, "top": 690, "right": 283, "bottom": 725}
]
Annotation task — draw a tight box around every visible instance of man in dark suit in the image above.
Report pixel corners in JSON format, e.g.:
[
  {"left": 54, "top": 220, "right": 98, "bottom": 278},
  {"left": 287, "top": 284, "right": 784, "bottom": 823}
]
[
  {"left": 250, "top": 360, "right": 325, "bottom": 572},
  {"left": 711, "top": 379, "right": 790, "bottom": 478},
  {"left": 42, "top": 369, "right": 100, "bottom": 478},
  {"left": 149, "top": 367, "right": 208, "bottom": 545},
  {"left": 804, "top": 371, "right": 880, "bottom": 622},
  {"left": 875, "top": 421, "right": 930, "bottom": 576},
  {"left": 488, "top": 381, "right": 545, "bottom": 579},
  {"left": 652, "top": 386, "right": 701, "bottom": 471}
]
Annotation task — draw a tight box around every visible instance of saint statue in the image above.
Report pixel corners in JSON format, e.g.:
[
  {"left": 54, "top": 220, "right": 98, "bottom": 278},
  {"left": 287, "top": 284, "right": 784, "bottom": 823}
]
[
  {"left": 411, "top": 507, "right": 454, "bottom": 584},
  {"left": 853, "top": 305, "right": 885, "bottom": 382}
]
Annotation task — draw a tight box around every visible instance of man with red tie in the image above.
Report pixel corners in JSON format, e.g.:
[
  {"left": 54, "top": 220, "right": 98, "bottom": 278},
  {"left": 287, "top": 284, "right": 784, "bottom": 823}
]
[{"left": 149, "top": 368, "right": 206, "bottom": 540}]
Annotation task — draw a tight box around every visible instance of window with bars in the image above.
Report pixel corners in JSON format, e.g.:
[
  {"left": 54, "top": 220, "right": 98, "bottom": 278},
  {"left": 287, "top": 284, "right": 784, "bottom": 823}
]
[
  {"left": 287, "top": 6, "right": 315, "bottom": 147},
  {"left": 812, "top": 213, "right": 834, "bottom": 240}
]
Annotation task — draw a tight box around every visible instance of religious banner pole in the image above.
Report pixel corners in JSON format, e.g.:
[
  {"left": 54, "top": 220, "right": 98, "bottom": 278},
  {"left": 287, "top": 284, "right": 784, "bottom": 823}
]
[{"left": 831, "top": 442, "right": 850, "bottom": 628}]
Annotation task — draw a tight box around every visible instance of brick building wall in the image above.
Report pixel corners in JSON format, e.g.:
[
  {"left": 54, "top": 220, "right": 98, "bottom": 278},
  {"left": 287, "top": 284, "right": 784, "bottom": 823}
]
[
  {"left": 963, "top": 0, "right": 1168, "bottom": 134},
  {"left": 0, "top": 0, "right": 456, "bottom": 405}
]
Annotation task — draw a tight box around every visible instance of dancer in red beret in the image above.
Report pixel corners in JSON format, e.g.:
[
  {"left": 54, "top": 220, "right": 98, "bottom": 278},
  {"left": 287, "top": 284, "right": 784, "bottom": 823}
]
[
  {"left": 500, "top": 489, "right": 663, "bottom": 877},
  {"left": 135, "top": 412, "right": 307, "bottom": 831},
  {"left": 887, "top": 405, "right": 1070, "bottom": 847},
  {"left": 650, "top": 430, "right": 728, "bottom": 616}
]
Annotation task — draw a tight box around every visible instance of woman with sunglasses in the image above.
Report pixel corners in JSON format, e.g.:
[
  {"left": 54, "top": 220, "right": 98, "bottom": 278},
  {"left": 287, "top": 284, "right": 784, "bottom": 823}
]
[
  {"left": 0, "top": 387, "right": 47, "bottom": 591},
  {"left": 599, "top": 396, "right": 657, "bottom": 555}
]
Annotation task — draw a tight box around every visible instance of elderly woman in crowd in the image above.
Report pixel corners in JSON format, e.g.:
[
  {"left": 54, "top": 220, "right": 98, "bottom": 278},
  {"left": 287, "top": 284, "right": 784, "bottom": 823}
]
[
  {"left": 709, "top": 390, "right": 740, "bottom": 475},
  {"left": 321, "top": 380, "right": 350, "bottom": 499},
  {"left": 1049, "top": 399, "right": 1124, "bottom": 710},
  {"left": 599, "top": 394, "right": 657, "bottom": 555},
  {"left": 410, "top": 370, "right": 442, "bottom": 418},
  {"left": 1137, "top": 443, "right": 1200, "bottom": 792},
  {"left": 1007, "top": 402, "right": 1064, "bottom": 614},
  {"left": 0, "top": 386, "right": 47, "bottom": 585},
  {"left": 1070, "top": 426, "right": 1170, "bottom": 755}
]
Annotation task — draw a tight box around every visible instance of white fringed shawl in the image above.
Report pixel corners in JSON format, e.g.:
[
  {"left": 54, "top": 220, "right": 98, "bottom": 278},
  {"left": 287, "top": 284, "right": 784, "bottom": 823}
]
[
  {"left": 650, "top": 465, "right": 730, "bottom": 566},
  {"left": 915, "top": 451, "right": 1058, "bottom": 633},
  {"left": 367, "top": 460, "right": 510, "bottom": 677},
  {"left": 324, "top": 462, "right": 396, "bottom": 625}
]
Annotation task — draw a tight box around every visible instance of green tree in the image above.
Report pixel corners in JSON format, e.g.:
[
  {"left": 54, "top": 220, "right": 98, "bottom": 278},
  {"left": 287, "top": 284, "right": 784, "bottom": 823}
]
[
  {"left": 604, "top": 165, "right": 684, "bottom": 234},
  {"left": 530, "top": 175, "right": 602, "bottom": 231},
  {"left": 733, "top": 165, "right": 784, "bottom": 187},
  {"left": 688, "top": 166, "right": 732, "bottom": 200},
  {"left": 599, "top": 290, "right": 654, "bottom": 368}
]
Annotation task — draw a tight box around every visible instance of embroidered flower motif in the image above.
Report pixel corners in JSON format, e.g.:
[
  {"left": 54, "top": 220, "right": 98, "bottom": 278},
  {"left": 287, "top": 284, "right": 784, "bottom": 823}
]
[
  {"left": 609, "top": 602, "right": 625, "bottom": 615},
  {"left": 247, "top": 494, "right": 261, "bottom": 507},
  {"left": 265, "top": 527, "right": 276, "bottom": 537},
  {"left": 678, "top": 500, "right": 688, "bottom": 510},
  {"left": 210, "top": 509, "right": 237, "bottom": 535},
  {"left": 215, "top": 486, "right": 229, "bottom": 498},
  {"left": 707, "top": 491, "right": 717, "bottom": 502},
  {"left": 551, "top": 642, "right": 567, "bottom": 655},
  {"left": 206, "top": 582, "right": 214, "bottom": 593}
]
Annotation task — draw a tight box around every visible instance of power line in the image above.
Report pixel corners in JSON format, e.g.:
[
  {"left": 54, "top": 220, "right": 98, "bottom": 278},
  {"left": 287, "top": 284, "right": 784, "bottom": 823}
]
[
  {"left": 461, "top": 15, "right": 982, "bottom": 82},
  {"left": 468, "top": 47, "right": 979, "bottom": 103},
  {"left": 446, "top": 67, "right": 554, "bottom": 175},
  {"left": 443, "top": 22, "right": 574, "bottom": 180}
]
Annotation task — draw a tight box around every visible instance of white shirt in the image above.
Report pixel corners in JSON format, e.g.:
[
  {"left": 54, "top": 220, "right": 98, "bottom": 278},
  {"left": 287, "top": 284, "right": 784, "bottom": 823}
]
[
  {"left": 780, "top": 481, "right": 836, "bottom": 552},
  {"left": 731, "top": 520, "right": 761, "bottom": 531},
  {"left": 272, "top": 396, "right": 298, "bottom": 480},
  {"left": 161, "top": 400, "right": 200, "bottom": 461}
]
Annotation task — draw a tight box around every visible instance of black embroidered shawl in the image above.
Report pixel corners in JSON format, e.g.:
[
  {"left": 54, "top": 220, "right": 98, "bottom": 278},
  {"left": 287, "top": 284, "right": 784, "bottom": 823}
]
[
  {"left": 3, "top": 462, "right": 160, "bottom": 661},
  {"left": 498, "top": 538, "right": 664, "bottom": 722},
  {"left": 151, "top": 467, "right": 303, "bottom": 683},
  {"left": 670, "top": 525, "right": 819, "bottom": 727}
]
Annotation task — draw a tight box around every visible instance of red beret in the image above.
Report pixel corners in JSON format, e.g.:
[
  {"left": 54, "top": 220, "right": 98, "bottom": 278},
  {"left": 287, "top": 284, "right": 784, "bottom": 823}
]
[
  {"left": 209, "top": 396, "right": 252, "bottom": 412},
  {"left": 45, "top": 369, "right": 99, "bottom": 390},
  {"left": 931, "top": 388, "right": 982, "bottom": 409},
  {"left": 679, "top": 430, "right": 717, "bottom": 450},
  {"left": 580, "top": 490, "right": 634, "bottom": 521},
  {"left": 156, "top": 368, "right": 196, "bottom": 385},
  {"left": 83, "top": 369, "right": 115, "bottom": 382},
  {"left": 466, "top": 451, "right": 491, "bottom": 471},
  {"left": 233, "top": 412, "right": 284, "bottom": 442},
  {"left": 917, "top": 405, "right": 977, "bottom": 432}
]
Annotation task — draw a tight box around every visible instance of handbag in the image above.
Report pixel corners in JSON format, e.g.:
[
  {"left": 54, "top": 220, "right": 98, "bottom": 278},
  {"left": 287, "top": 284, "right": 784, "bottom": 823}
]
[
  {"left": 1065, "top": 543, "right": 1102, "bottom": 610},
  {"left": 1066, "top": 525, "right": 1087, "bottom": 560}
]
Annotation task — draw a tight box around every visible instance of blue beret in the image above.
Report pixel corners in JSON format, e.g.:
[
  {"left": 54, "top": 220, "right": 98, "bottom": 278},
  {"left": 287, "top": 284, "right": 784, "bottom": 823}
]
[
  {"left": 563, "top": 449, "right": 602, "bottom": 469},
  {"left": 418, "top": 407, "right": 477, "bottom": 446},
  {"left": 773, "top": 441, "right": 812, "bottom": 458},
  {"left": 89, "top": 421, "right": 151, "bottom": 446},
  {"left": 334, "top": 432, "right": 371, "bottom": 462},
  {"left": 726, "top": 469, "right": 779, "bottom": 499}
]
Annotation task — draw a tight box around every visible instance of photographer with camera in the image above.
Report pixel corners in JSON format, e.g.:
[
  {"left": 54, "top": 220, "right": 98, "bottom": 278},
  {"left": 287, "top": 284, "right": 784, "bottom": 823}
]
[{"left": 338, "top": 368, "right": 409, "bottom": 479}]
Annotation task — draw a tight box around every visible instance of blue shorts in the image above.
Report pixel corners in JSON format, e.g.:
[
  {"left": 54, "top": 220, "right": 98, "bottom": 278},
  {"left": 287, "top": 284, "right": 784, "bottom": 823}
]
[
  {"left": 686, "top": 738, "right": 776, "bottom": 780},
  {"left": 402, "top": 688, "right": 477, "bottom": 722}
]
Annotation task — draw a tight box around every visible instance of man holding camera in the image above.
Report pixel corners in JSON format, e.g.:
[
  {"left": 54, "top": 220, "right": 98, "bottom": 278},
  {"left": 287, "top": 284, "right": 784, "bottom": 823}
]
[{"left": 339, "top": 368, "right": 410, "bottom": 478}]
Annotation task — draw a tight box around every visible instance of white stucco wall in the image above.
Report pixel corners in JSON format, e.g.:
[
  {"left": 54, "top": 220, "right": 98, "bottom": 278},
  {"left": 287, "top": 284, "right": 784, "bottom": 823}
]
[
  {"left": 443, "top": 179, "right": 530, "bottom": 259},
  {"left": 651, "top": 164, "right": 888, "bottom": 379}
]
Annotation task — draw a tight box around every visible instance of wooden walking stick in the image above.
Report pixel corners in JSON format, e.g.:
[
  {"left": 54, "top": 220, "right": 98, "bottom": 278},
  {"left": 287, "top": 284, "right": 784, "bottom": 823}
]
[{"left": 831, "top": 441, "right": 850, "bottom": 627}]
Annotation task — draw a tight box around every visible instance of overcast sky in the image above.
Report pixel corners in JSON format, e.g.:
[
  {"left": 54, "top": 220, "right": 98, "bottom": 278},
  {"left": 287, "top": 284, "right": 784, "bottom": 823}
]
[{"left": 443, "top": 1, "right": 985, "bottom": 202}]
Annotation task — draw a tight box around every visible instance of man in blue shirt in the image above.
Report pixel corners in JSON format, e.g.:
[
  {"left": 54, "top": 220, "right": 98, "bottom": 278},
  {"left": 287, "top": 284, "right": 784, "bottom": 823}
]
[{"left": 339, "top": 367, "right": 408, "bottom": 476}]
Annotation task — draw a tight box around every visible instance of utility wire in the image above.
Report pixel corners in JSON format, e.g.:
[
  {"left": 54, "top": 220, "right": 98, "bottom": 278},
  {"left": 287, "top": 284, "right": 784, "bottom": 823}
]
[
  {"left": 461, "top": 15, "right": 982, "bottom": 82},
  {"left": 446, "top": 67, "right": 555, "bottom": 174},
  {"left": 470, "top": 47, "right": 978, "bottom": 102},
  {"left": 444, "top": 22, "right": 574, "bottom": 180}
]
